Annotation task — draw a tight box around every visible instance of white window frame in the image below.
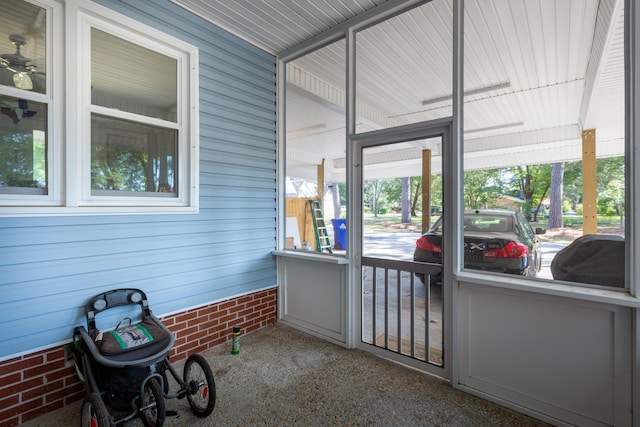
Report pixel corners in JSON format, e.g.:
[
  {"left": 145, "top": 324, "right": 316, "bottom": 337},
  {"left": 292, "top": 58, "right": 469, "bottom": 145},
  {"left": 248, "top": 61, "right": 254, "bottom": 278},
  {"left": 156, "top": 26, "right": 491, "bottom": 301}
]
[
  {"left": 0, "top": 0, "right": 199, "bottom": 216},
  {"left": 0, "top": 0, "right": 62, "bottom": 207}
]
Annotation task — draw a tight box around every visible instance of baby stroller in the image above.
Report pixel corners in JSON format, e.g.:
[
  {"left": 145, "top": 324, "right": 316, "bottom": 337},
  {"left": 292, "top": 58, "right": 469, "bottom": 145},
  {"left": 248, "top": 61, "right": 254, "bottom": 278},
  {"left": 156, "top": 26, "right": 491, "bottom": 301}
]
[{"left": 71, "top": 288, "right": 216, "bottom": 427}]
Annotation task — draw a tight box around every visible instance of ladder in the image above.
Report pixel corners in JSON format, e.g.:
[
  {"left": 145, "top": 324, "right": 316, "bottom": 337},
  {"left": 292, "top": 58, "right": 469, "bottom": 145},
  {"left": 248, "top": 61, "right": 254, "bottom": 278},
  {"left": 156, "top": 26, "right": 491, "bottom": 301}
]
[{"left": 309, "top": 200, "right": 333, "bottom": 253}]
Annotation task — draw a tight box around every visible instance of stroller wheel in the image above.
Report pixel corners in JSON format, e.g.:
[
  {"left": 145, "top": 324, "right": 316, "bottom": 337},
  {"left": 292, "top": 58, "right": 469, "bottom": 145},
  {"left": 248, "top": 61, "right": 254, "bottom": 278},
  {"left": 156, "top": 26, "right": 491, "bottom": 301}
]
[
  {"left": 183, "top": 354, "right": 216, "bottom": 417},
  {"left": 80, "top": 392, "right": 110, "bottom": 427},
  {"left": 139, "top": 378, "right": 165, "bottom": 427}
]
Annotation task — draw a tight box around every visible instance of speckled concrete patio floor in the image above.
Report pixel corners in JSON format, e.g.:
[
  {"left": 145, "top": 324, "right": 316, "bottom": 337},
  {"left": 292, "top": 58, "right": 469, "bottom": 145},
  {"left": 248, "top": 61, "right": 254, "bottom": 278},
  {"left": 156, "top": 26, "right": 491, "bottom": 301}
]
[{"left": 22, "top": 323, "right": 551, "bottom": 426}]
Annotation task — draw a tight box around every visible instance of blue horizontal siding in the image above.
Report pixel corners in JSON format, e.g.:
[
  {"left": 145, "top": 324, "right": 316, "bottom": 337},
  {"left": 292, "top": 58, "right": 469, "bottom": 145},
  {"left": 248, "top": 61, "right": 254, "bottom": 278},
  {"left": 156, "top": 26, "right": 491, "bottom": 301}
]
[
  {"left": 1, "top": 226, "right": 276, "bottom": 273},
  {"left": 0, "top": 0, "right": 277, "bottom": 359}
]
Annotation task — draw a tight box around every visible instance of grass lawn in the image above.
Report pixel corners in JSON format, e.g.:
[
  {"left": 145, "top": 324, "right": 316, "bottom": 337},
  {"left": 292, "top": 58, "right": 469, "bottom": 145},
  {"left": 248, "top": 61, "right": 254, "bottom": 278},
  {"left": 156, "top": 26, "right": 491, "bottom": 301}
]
[{"left": 363, "top": 214, "right": 426, "bottom": 233}]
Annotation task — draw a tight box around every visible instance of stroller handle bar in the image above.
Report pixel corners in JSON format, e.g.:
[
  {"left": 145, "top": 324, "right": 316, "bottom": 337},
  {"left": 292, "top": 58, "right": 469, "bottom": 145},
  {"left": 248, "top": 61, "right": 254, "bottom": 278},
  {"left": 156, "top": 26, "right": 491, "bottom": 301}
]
[
  {"left": 76, "top": 288, "right": 176, "bottom": 368},
  {"left": 85, "top": 289, "right": 154, "bottom": 331}
]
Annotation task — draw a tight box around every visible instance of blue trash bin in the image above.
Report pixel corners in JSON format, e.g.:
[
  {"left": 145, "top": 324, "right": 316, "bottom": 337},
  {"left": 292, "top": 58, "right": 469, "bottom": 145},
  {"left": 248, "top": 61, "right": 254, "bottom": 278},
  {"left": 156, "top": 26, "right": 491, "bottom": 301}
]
[{"left": 331, "top": 218, "right": 347, "bottom": 250}]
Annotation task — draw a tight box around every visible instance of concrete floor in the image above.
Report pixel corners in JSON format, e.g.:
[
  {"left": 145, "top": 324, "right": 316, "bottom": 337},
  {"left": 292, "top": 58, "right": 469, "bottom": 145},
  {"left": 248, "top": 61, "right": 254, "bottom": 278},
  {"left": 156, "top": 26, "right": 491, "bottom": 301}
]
[{"left": 22, "top": 323, "right": 551, "bottom": 426}]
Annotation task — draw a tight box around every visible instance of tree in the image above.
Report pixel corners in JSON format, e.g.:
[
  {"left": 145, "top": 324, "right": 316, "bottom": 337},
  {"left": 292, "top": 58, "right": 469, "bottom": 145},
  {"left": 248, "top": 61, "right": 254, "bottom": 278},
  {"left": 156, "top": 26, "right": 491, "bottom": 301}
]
[
  {"left": 401, "top": 177, "right": 411, "bottom": 223},
  {"left": 430, "top": 173, "right": 443, "bottom": 208},
  {"left": 364, "top": 179, "right": 389, "bottom": 217},
  {"left": 562, "top": 161, "right": 583, "bottom": 212},
  {"left": 410, "top": 179, "right": 421, "bottom": 217},
  {"left": 463, "top": 169, "right": 502, "bottom": 209},
  {"left": 510, "top": 165, "right": 551, "bottom": 220},
  {"left": 382, "top": 178, "right": 403, "bottom": 213},
  {"left": 547, "top": 162, "right": 565, "bottom": 228},
  {"left": 597, "top": 157, "right": 625, "bottom": 227}
]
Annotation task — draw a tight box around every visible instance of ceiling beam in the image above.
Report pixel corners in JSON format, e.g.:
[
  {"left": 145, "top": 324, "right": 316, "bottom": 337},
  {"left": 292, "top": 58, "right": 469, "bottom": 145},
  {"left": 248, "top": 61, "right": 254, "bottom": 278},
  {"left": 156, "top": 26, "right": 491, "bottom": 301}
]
[
  {"left": 286, "top": 63, "right": 398, "bottom": 130},
  {"left": 579, "top": 0, "right": 620, "bottom": 128}
]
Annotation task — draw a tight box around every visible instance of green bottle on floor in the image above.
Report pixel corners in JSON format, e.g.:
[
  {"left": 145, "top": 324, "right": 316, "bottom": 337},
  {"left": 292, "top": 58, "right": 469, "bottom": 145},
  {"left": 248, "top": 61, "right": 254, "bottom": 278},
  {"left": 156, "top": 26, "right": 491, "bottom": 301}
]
[{"left": 231, "top": 326, "right": 241, "bottom": 354}]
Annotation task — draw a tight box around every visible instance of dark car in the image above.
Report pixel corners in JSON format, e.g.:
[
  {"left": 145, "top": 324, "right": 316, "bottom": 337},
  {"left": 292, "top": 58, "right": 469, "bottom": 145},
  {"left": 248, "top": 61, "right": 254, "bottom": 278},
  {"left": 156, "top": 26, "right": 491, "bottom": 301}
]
[{"left": 414, "top": 209, "right": 545, "bottom": 284}]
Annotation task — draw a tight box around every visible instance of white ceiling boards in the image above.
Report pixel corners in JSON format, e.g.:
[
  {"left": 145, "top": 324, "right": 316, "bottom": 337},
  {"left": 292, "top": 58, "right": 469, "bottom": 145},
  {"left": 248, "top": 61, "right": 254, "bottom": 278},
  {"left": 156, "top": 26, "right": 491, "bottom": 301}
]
[{"left": 174, "top": 0, "right": 625, "bottom": 181}]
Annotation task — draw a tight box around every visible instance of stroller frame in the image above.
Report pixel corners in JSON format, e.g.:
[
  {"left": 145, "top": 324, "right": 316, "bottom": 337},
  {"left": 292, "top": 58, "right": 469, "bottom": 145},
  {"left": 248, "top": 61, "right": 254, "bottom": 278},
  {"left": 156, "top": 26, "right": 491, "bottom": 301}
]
[{"left": 71, "top": 288, "right": 216, "bottom": 427}]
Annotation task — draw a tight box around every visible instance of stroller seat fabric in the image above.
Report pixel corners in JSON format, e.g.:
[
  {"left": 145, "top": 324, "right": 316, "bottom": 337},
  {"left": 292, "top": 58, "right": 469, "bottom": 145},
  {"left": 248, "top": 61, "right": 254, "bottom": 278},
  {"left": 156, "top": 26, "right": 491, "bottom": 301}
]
[{"left": 95, "top": 318, "right": 171, "bottom": 362}]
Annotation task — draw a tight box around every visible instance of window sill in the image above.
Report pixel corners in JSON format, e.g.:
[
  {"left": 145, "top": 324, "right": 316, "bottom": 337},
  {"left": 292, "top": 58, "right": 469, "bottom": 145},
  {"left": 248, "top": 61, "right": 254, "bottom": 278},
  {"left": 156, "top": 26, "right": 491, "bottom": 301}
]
[
  {"left": 272, "top": 250, "right": 349, "bottom": 264},
  {"left": 456, "top": 270, "right": 640, "bottom": 308},
  {"left": 0, "top": 205, "right": 198, "bottom": 217}
]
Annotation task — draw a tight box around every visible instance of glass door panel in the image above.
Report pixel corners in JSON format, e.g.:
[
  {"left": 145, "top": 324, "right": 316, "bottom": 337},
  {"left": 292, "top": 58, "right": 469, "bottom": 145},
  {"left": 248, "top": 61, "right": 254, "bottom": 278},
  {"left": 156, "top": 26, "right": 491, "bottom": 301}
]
[{"left": 360, "top": 135, "right": 444, "bottom": 369}]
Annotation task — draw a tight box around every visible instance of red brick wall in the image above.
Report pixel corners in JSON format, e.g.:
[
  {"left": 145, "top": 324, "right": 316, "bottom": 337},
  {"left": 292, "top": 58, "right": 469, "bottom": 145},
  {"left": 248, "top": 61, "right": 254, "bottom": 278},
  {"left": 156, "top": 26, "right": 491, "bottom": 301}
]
[
  {"left": 0, "top": 288, "right": 277, "bottom": 427},
  {"left": 165, "top": 288, "right": 277, "bottom": 359}
]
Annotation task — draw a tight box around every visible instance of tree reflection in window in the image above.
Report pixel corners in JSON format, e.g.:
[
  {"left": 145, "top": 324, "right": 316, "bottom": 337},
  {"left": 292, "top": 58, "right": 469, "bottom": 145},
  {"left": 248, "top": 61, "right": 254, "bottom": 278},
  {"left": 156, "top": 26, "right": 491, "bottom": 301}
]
[
  {"left": 91, "top": 114, "right": 177, "bottom": 195},
  {"left": 0, "top": 96, "right": 47, "bottom": 193}
]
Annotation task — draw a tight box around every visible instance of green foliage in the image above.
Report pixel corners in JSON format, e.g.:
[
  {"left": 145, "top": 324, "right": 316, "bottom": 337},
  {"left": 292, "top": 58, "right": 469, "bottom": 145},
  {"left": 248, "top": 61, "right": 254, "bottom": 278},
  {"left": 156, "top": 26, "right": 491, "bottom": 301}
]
[
  {"left": 0, "top": 131, "right": 46, "bottom": 188},
  {"left": 337, "top": 182, "right": 347, "bottom": 205},
  {"left": 364, "top": 179, "right": 398, "bottom": 216},
  {"left": 463, "top": 169, "right": 503, "bottom": 209},
  {"left": 562, "top": 161, "right": 583, "bottom": 211},
  {"left": 556, "top": 157, "right": 624, "bottom": 216},
  {"left": 354, "top": 156, "right": 625, "bottom": 225},
  {"left": 91, "top": 144, "right": 148, "bottom": 191},
  {"left": 430, "top": 174, "right": 443, "bottom": 207},
  {"left": 504, "top": 165, "right": 552, "bottom": 219},
  {"left": 563, "top": 215, "right": 583, "bottom": 227},
  {"left": 596, "top": 157, "right": 625, "bottom": 216}
]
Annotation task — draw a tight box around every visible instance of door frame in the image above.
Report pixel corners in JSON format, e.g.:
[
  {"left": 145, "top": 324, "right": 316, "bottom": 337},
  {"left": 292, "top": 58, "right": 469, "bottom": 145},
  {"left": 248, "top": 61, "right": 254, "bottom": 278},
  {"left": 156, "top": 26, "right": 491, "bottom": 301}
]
[{"left": 349, "top": 118, "right": 454, "bottom": 380}]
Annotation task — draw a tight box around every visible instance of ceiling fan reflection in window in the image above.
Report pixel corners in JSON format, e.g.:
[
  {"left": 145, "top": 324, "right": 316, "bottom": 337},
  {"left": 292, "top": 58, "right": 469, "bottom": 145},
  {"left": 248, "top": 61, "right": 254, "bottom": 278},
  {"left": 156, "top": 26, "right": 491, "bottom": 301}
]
[{"left": 0, "top": 34, "right": 44, "bottom": 91}]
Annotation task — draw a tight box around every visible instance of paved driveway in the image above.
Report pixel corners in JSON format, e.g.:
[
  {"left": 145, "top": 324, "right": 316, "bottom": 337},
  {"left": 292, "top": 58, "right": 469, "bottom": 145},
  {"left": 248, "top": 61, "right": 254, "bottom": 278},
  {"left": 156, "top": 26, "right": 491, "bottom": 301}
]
[
  {"left": 362, "top": 231, "right": 420, "bottom": 260},
  {"left": 537, "top": 242, "right": 567, "bottom": 280}
]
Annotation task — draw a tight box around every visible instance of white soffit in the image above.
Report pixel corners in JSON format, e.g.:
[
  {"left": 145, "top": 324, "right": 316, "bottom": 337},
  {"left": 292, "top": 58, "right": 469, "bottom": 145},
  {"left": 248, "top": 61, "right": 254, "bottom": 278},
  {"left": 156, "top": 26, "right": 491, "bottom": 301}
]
[
  {"left": 171, "top": 0, "right": 389, "bottom": 55},
  {"left": 172, "top": 0, "right": 626, "bottom": 177}
]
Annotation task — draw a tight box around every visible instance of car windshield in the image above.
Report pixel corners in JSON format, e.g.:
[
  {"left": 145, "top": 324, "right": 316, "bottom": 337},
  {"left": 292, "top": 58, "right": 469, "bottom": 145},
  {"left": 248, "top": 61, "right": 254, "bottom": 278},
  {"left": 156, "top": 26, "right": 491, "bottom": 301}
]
[
  {"left": 429, "top": 213, "right": 512, "bottom": 234},
  {"left": 464, "top": 215, "right": 510, "bottom": 232}
]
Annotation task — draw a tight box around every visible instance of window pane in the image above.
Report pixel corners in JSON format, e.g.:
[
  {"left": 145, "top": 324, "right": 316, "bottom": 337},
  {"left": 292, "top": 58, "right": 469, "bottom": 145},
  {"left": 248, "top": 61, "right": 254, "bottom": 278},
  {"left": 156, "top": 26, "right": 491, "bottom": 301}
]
[
  {"left": 463, "top": 1, "right": 626, "bottom": 289},
  {"left": 355, "top": 1, "right": 453, "bottom": 133},
  {"left": 91, "top": 29, "right": 177, "bottom": 122},
  {"left": 285, "top": 39, "right": 347, "bottom": 252},
  {"left": 91, "top": 114, "right": 177, "bottom": 196},
  {"left": 0, "top": 95, "right": 47, "bottom": 194},
  {"left": 0, "top": 0, "right": 47, "bottom": 94}
]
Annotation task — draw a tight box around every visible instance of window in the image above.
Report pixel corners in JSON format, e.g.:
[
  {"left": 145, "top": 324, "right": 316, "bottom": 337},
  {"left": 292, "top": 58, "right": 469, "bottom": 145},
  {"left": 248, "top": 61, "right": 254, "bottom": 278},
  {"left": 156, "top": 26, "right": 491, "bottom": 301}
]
[
  {"left": 463, "top": 0, "right": 627, "bottom": 289},
  {"left": 81, "top": 23, "right": 188, "bottom": 206},
  {"left": 284, "top": 39, "right": 347, "bottom": 252},
  {"left": 0, "top": 0, "right": 199, "bottom": 215},
  {"left": 0, "top": 95, "right": 47, "bottom": 195},
  {"left": 90, "top": 116, "right": 177, "bottom": 196},
  {"left": 0, "top": 0, "right": 51, "bottom": 201}
]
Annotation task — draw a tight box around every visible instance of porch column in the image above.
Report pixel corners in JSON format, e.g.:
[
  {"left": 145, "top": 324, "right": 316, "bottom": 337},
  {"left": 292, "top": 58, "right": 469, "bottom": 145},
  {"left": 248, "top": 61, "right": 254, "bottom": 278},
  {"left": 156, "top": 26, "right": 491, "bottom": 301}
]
[
  {"left": 421, "top": 149, "right": 432, "bottom": 234},
  {"left": 582, "top": 129, "right": 597, "bottom": 235},
  {"left": 317, "top": 159, "right": 325, "bottom": 200}
]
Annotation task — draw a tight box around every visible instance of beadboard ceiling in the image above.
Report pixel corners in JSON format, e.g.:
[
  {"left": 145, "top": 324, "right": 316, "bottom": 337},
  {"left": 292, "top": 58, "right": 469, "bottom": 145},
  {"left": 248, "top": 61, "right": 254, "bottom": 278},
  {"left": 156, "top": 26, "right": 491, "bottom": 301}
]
[
  {"left": 172, "top": 0, "right": 625, "bottom": 182},
  {"left": 173, "top": 0, "right": 390, "bottom": 55},
  {"left": 1, "top": 0, "right": 623, "bottom": 183}
]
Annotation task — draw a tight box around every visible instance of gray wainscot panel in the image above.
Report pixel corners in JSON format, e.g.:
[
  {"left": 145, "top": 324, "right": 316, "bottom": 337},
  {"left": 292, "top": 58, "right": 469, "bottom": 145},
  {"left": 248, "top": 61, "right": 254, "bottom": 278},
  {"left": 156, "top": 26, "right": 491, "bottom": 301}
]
[
  {"left": 273, "top": 251, "right": 348, "bottom": 346},
  {"left": 458, "top": 282, "right": 632, "bottom": 426}
]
